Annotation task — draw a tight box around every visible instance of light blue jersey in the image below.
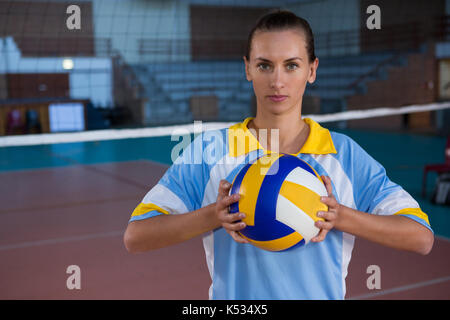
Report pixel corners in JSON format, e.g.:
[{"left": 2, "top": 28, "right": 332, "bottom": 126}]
[{"left": 129, "top": 117, "right": 432, "bottom": 300}]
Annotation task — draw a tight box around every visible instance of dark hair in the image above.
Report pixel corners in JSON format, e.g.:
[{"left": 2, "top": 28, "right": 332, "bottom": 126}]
[{"left": 245, "top": 10, "right": 316, "bottom": 63}]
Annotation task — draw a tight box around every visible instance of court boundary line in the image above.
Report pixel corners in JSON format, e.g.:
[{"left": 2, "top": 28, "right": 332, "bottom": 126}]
[
  {"left": 436, "top": 235, "right": 450, "bottom": 242},
  {"left": 0, "top": 195, "right": 141, "bottom": 215},
  {"left": 0, "top": 230, "right": 124, "bottom": 251},
  {"left": 0, "top": 160, "right": 166, "bottom": 215},
  {"left": 348, "top": 275, "right": 450, "bottom": 300},
  {"left": 0, "top": 159, "right": 168, "bottom": 175}
]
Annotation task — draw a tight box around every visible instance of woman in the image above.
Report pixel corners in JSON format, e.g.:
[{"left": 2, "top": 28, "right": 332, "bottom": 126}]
[{"left": 124, "top": 10, "right": 434, "bottom": 299}]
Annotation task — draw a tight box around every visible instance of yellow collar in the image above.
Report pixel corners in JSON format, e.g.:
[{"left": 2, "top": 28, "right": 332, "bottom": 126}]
[{"left": 228, "top": 117, "right": 337, "bottom": 157}]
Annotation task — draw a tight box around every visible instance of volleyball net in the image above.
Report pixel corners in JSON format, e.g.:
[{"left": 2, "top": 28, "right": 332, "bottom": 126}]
[
  {"left": 1, "top": 0, "right": 449, "bottom": 146},
  {"left": 1, "top": 101, "right": 449, "bottom": 148}
]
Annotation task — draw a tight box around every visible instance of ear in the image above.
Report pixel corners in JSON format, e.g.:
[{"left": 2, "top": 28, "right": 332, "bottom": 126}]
[
  {"left": 243, "top": 56, "right": 252, "bottom": 82},
  {"left": 307, "top": 57, "right": 319, "bottom": 84}
]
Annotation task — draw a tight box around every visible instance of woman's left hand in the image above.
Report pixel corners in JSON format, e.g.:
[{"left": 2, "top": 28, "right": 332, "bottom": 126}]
[{"left": 311, "top": 175, "right": 341, "bottom": 243}]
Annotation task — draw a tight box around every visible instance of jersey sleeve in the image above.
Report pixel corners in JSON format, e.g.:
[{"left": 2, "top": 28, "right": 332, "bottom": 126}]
[
  {"left": 129, "top": 135, "right": 206, "bottom": 223},
  {"left": 349, "top": 138, "right": 433, "bottom": 233}
]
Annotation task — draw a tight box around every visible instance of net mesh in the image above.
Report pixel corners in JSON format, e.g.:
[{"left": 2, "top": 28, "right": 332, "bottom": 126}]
[{"left": 0, "top": 0, "right": 449, "bottom": 137}]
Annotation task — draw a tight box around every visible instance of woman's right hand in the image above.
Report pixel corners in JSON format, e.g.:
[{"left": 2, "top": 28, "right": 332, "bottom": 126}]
[{"left": 215, "top": 179, "right": 249, "bottom": 244}]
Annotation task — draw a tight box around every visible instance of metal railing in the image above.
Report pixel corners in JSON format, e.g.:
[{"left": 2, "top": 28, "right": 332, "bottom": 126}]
[{"left": 136, "top": 15, "right": 449, "bottom": 58}]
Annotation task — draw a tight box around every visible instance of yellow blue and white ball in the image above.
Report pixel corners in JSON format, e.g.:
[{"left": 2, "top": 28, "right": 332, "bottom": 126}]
[{"left": 229, "top": 153, "right": 327, "bottom": 251}]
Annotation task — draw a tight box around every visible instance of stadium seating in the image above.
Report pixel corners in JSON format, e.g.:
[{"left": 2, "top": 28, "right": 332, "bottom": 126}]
[{"left": 130, "top": 51, "right": 409, "bottom": 125}]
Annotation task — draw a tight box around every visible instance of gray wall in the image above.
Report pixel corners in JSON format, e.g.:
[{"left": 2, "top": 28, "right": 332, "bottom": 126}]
[
  {"left": 286, "top": 0, "right": 360, "bottom": 57},
  {"left": 92, "top": 0, "right": 362, "bottom": 64},
  {"left": 93, "top": 0, "right": 191, "bottom": 63}
]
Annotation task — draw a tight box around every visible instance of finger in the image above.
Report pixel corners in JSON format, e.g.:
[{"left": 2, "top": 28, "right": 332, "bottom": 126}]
[
  {"left": 321, "top": 175, "right": 333, "bottom": 196},
  {"left": 218, "top": 180, "right": 232, "bottom": 197},
  {"left": 228, "top": 231, "right": 249, "bottom": 244},
  {"left": 316, "top": 210, "right": 336, "bottom": 222},
  {"left": 320, "top": 196, "right": 337, "bottom": 207},
  {"left": 311, "top": 228, "right": 329, "bottom": 243},
  {"left": 219, "top": 211, "right": 245, "bottom": 224},
  {"left": 223, "top": 221, "right": 246, "bottom": 232},
  {"left": 315, "top": 219, "right": 333, "bottom": 230},
  {"left": 220, "top": 193, "right": 240, "bottom": 209}
]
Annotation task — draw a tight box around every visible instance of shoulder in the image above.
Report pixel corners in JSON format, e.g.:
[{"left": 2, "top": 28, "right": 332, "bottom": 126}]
[
  {"left": 327, "top": 130, "right": 385, "bottom": 179},
  {"left": 174, "top": 127, "right": 229, "bottom": 165},
  {"left": 330, "top": 131, "right": 359, "bottom": 151},
  {"left": 329, "top": 130, "right": 373, "bottom": 161}
]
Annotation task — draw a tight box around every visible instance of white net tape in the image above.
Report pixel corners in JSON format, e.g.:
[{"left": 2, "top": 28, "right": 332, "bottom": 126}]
[{"left": 1, "top": 101, "right": 449, "bottom": 147}]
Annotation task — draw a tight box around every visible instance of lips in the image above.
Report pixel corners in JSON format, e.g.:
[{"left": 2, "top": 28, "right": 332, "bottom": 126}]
[{"left": 268, "top": 95, "right": 287, "bottom": 102}]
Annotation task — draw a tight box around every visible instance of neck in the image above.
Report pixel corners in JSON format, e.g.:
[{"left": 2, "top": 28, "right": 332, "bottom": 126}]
[{"left": 248, "top": 109, "right": 309, "bottom": 154}]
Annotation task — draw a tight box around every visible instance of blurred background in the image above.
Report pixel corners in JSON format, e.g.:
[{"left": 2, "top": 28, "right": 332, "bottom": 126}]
[
  {"left": 0, "top": 0, "right": 449, "bottom": 132},
  {"left": 0, "top": 0, "right": 449, "bottom": 300}
]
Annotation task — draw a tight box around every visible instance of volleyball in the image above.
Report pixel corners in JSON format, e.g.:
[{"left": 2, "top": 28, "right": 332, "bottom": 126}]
[{"left": 229, "top": 153, "right": 328, "bottom": 251}]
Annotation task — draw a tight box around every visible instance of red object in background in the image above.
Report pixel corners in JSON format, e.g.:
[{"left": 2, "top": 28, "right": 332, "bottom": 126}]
[
  {"left": 6, "top": 109, "right": 25, "bottom": 135},
  {"left": 422, "top": 136, "right": 450, "bottom": 197}
]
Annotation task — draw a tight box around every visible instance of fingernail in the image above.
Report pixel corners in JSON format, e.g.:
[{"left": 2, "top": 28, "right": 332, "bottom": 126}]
[
  {"left": 317, "top": 212, "right": 323, "bottom": 217},
  {"left": 240, "top": 222, "right": 246, "bottom": 228},
  {"left": 239, "top": 213, "right": 245, "bottom": 219}
]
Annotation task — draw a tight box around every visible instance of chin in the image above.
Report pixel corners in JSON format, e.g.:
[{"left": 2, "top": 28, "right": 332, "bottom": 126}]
[{"left": 263, "top": 101, "right": 296, "bottom": 115}]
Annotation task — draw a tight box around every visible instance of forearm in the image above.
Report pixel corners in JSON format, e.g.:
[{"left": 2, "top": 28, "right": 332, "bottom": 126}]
[
  {"left": 124, "top": 203, "right": 220, "bottom": 253},
  {"left": 335, "top": 206, "right": 434, "bottom": 255}
]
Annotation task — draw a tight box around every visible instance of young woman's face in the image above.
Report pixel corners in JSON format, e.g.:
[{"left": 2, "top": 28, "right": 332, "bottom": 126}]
[{"left": 244, "top": 29, "right": 318, "bottom": 116}]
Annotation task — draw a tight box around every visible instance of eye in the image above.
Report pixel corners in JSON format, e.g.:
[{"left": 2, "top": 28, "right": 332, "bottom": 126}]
[
  {"left": 256, "top": 63, "right": 271, "bottom": 71},
  {"left": 286, "top": 63, "right": 299, "bottom": 70}
]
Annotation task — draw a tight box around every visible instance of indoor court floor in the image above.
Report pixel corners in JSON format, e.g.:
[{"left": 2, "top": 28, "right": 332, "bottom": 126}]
[{"left": 1, "top": 128, "right": 449, "bottom": 299}]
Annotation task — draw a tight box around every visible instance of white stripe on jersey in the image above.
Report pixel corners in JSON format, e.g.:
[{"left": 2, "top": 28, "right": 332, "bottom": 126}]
[
  {"left": 312, "top": 153, "right": 356, "bottom": 300},
  {"left": 371, "top": 188, "right": 420, "bottom": 215},
  {"left": 201, "top": 153, "right": 248, "bottom": 299},
  {"left": 142, "top": 184, "right": 189, "bottom": 215}
]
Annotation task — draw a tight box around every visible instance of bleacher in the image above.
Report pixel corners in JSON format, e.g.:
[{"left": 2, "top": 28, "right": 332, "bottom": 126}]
[{"left": 130, "top": 51, "right": 410, "bottom": 125}]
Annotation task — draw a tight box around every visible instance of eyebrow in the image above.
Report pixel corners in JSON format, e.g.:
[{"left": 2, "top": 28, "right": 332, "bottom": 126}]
[{"left": 255, "top": 57, "right": 303, "bottom": 62}]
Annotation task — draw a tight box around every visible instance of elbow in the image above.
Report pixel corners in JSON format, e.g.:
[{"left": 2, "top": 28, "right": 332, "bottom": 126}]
[
  {"left": 417, "top": 230, "right": 434, "bottom": 256},
  {"left": 123, "top": 228, "right": 143, "bottom": 254}
]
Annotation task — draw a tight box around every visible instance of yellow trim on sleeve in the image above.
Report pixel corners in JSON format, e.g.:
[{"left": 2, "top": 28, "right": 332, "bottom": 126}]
[
  {"left": 131, "top": 203, "right": 170, "bottom": 217},
  {"left": 393, "top": 208, "right": 430, "bottom": 226}
]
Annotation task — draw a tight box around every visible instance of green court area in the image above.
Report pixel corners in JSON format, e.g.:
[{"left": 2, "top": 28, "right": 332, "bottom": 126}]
[{"left": 1, "top": 127, "right": 448, "bottom": 238}]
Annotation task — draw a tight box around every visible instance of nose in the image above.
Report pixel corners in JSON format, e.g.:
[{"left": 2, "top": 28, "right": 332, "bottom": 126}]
[{"left": 270, "top": 67, "right": 285, "bottom": 90}]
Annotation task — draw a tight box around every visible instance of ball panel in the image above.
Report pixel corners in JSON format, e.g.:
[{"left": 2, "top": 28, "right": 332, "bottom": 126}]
[
  {"left": 284, "top": 166, "right": 328, "bottom": 198},
  {"left": 279, "top": 181, "right": 328, "bottom": 222},
  {"left": 229, "top": 162, "right": 252, "bottom": 214},
  {"left": 238, "top": 153, "right": 281, "bottom": 226},
  {"left": 298, "top": 156, "right": 322, "bottom": 179},
  {"left": 229, "top": 152, "right": 327, "bottom": 251},
  {"left": 276, "top": 194, "right": 320, "bottom": 244},
  {"left": 242, "top": 155, "right": 299, "bottom": 241},
  {"left": 285, "top": 154, "right": 317, "bottom": 177},
  {"left": 239, "top": 230, "right": 305, "bottom": 251}
]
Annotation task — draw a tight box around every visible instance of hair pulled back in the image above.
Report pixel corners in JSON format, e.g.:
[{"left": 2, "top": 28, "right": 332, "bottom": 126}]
[{"left": 245, "top": 10, "right": 316, "bottom": 63}]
